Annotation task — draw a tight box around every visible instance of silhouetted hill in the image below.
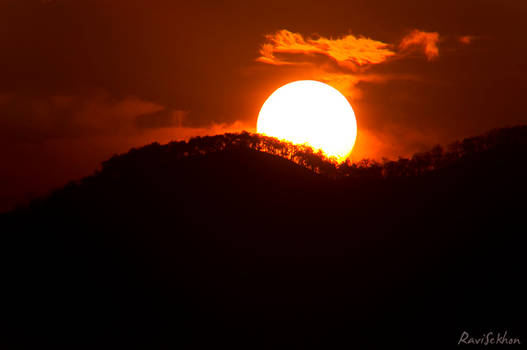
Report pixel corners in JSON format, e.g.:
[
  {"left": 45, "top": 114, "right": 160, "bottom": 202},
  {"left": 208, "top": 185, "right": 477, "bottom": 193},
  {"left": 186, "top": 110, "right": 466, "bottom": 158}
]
[{"left": 2, "top": 127, "right": 526, "bottom": 348}]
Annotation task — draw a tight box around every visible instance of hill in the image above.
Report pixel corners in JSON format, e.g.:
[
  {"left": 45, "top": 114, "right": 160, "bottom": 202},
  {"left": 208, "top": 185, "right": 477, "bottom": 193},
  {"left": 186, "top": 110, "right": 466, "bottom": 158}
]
[{"left": 2, "top": 127, "right": 527, "bottom": 348}]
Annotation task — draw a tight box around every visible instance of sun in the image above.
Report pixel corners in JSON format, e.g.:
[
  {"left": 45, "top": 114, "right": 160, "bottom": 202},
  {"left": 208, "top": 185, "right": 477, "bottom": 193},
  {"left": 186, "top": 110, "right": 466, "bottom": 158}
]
[{"left": 257, "top": 80, "right": 357, "bottom": 162}]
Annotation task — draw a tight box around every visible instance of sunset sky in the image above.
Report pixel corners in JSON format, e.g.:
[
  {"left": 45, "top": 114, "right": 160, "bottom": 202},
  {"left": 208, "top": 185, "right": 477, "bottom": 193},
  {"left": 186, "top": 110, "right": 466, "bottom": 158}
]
[{"left": 1, "top": 0, "right": 527, "bottom": 210}]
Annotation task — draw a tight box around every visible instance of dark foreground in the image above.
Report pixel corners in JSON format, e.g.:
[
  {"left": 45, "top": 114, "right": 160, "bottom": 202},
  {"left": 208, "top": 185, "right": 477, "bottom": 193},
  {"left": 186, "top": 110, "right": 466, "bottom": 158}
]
[{"left": 2, "top": 129, "right": 526, "bottom": 348}]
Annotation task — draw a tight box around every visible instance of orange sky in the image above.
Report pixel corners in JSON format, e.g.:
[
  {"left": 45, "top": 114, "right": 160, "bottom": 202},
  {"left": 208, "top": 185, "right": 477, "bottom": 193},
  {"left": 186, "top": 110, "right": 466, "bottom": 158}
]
[{"left": 1, "top": 0, "right": 527, "bottom": 211}]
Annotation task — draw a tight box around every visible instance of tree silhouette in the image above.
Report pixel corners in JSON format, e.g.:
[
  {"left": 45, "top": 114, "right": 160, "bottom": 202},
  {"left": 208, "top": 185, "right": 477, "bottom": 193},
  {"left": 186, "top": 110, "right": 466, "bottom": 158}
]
[
  {"left": 3, "top": 125, "right": 527, "bottom": 348},
  {"left": 100, "top": 125, "right": 527, "bottom": 181}
]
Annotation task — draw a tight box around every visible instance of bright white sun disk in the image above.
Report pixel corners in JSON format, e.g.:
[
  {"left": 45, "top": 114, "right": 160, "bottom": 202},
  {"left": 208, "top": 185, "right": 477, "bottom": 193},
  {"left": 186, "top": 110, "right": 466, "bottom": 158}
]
[{"left": 257, "top": 80, "right": 357, "bottom": 162}]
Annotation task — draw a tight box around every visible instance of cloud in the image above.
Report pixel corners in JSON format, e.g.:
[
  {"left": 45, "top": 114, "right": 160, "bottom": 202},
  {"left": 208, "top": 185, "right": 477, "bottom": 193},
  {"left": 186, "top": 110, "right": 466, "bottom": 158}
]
[
  {"left": 399, "top": 30, "right": 440, "bottom": 60},
  {"left": 0, "top": 92, "right": 252, "bottom": 212},
  {"left": 458, "top": 35, "right": 473, "bottom": 45},
  {"left": 256, "top": 29, "right": 444, "bottom": 101},
  {"left": 317, "top": 73, "right": 364, "bottom": 100},
  {"left": 0, "top": 93, "right": 252, "bottom": 144},
  {"left": 135, "top": 109, "right": 189, "bottom": 129},
  {"left": 257, "top": 29, "right": 396, "bottom": 69},
  {"left": 0, "top": 93, "right": 165, "bottom": 141}
]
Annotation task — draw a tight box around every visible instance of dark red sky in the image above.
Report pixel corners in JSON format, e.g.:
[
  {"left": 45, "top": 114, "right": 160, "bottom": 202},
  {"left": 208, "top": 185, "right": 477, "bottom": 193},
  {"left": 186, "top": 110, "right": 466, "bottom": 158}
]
[{"left": 1, "top": 0, "right": 527, "bottom": 211}]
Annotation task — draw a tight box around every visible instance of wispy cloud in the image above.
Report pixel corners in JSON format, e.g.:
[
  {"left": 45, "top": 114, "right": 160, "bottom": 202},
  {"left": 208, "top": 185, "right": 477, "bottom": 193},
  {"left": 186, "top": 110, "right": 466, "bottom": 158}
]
[
  {"left": 257, "top": 29, "right": 396, "bottom": 68},
  {"left": 0, "top": 92, "right": 253, "bottom": 212},
  {"left": 458, "top": 35, "right": 473, "bottom": 45},
  {"left": 399, "top": 29, "right": 440, "bottom": 60},
  {"left": 135, "top": 109, "right": 189, "bottom": 129},
  {"left": 256, "top": 29, "right": 443, "bottom": 101},
  {"left": 0, "top": 93, "right": 251, "bottom": 143}
]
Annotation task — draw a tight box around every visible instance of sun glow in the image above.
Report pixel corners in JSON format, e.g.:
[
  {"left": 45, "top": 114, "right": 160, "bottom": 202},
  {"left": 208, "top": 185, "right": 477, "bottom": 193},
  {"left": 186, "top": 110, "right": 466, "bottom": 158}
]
[{"left": 257, "top": 80, "right": 357, "bottom": 162}]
